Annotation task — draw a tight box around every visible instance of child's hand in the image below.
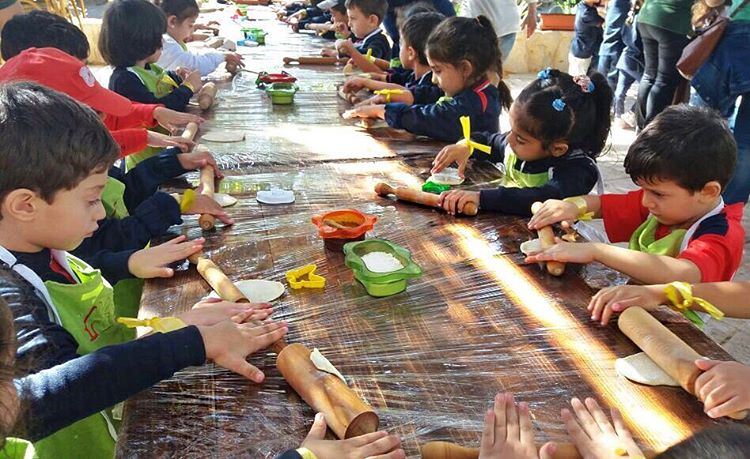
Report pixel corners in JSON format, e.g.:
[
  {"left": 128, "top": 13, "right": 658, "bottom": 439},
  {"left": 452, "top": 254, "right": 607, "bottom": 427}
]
[
  {"left": 561, "top": 398, "right": 643, "bottom": 459},
  {"left": 694, "top": 359, "right": 750, "bottom": 418},
  {"left": 300, "top": 412, "right": 405, "bottom": 459},
  {"left": 432, "top": 142, "right": 472, "bottom": 176},
  {"left": 128, "top": 235, "right": 205, "bottom": 278},
  {"left": 335, "top": 39, "right": 353, "bottom": 55},
  {"left": 179, "top": 297, "right": 273, "bottom": 326},
  {"left": 524, "top": 240, "right": 599, "bottom": 265},
  {"left": 153, "top": 106, "right": 204, "bottom": 133},
  {"left": 147, "top": 131, "right": 194, "bottom": 152},
  {"left": 342, "top": 105, "right": 385, "bottom": 120},
  {"left": 177, "top": 149, "right": 224, "bottom": 178},
  {"left": 320, "top": 47, "right": 338, "bottom": 57},
  {"left": 198, "top": 320, "right": 288, "bottom": 382},
  {"left": 527, "top": 200, "right": 579, "bottom": 230},
  {"left": 184, "top": 193, "right": 234, "bottom": 226},
  {"left": 438, "top": 190, "right": 480, "bottom": 216},
  {"left": 184, "top": 70, "right": 204, "bottom": 93},
  {"left": 224, "top": 52, "right": 244, "bottom": 67},
  {"left": 174, "top": 67, "right": 191, "bottom": 80},
  {"left": 587, "top": 284, "right": 667, "bottom": 325},
  {"left": 343, "top": 76, "right": 367, "bottom": 93},
  {"left": 479, "top": 393, "right": 554, "bottom": 459}
]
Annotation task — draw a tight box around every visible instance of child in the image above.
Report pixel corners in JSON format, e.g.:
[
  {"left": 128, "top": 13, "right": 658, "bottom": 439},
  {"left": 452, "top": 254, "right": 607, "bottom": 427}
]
[
  {"left": 315, "top": 0, "right": 352, "bottom": 41},
  {"left": 568, "top": 0, "right": 604, "bottom": 76},
  {"left": 156, "top": 0, "right": 244, "bottom": 76},
  {"left": 335, "top": 0, "right": 391, "bottom": 69},
  {"left": 433, "top": 69, "right": 613, "bottom": 217},
  {"left": 101, "top": 0, "right": 203, "bottom": 112},
  {"left": 527, "top": 105, "right": 742, "bottom": 285},
  {"left": 0, "top": 10, "right": 90, "bottom": 62},
  {"left": 342, "top": 12, "right": 445, "bottom": 105},
  {"left": 344, "top": 16, "right": 513, "bottom": 143}
]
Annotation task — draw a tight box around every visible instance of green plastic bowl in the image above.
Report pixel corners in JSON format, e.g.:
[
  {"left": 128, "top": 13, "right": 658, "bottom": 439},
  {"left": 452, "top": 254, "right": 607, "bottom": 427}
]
[
  {"left": 343, "top": 239, "right": 422, "bottom": 297},
  {"left": 265, "top": 83, "right": 298, "bottom": 105}
]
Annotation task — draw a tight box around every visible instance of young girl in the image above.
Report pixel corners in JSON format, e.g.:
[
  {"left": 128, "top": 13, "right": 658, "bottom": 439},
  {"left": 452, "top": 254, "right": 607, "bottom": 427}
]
[
  {"left": 343, "top": 15, "right": 513, "bottom": 143},
  {"left": 101, "top": 0, "right": 203, "bottom": 112},
  {"left": 434, "top": 68, "right": 613, "bottom": 217},
  {"left": 156, "top": 0, "right": 244, "bottom": 76}
]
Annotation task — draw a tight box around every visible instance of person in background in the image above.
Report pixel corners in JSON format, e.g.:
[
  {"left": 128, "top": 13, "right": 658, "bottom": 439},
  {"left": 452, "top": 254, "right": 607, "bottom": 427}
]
[
  {"left": 461, "top": 0, "right": 539, "bottom": 62},
  {"left": 597, "top": 0, "right": 632, "bottom": 91},
  {"left": 568, "top": 0, "right": 604, "bottom": 76}
]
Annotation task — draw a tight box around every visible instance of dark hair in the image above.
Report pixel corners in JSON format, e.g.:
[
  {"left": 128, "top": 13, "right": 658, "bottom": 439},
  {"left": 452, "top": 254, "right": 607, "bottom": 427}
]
[
  {"left": 425, "top": 15, "right": 512, "bottom": 110},
  {"left": 155, "top": 0, "right": 199, "bottom": 22},
  {"left": 331, "top": 1, "right": 347, "bottom": 14},
  {"left": 624, "top": 105, "right": 736, "bottom": 191},
  {"left": 0, "top": 82, "right": 119, "bottom": 209},
  {"left": 395, "top": 1, "right": 436, "bottom": 29},
  {"left": 99, "top": 0, "right": 167, "bottom": 68},
  {"left": 656, "top": 425, "right": 750, "bottom": 458},
  {"left": 513, "top": 68, "right": 613, "bottom": 157},
  {"left": 344, "top": 0, "right": 388, "bottom": 21},
  {"left": 1, "top": 11, "right": 90, "bottom": 61},
  {"left": 400, "top": 12, "right": 444, "bottom": 65}
]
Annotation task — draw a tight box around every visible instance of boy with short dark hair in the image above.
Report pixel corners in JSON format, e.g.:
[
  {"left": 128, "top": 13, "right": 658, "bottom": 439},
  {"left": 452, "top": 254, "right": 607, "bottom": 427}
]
[
  {"left": 336, "top": 0, "right": 390, "bottom": 68},
  {"left": 0, "top": 10, "right": 89, "bottom": 61},
  {"left": 528, "top": 105, "right": 743, "bottom": 284}
]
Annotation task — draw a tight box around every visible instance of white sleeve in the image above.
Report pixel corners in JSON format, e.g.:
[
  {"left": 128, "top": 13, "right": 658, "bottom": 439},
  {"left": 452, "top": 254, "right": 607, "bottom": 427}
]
[{"left": 157, "top": 37, "right": 226, "bottom": 77}]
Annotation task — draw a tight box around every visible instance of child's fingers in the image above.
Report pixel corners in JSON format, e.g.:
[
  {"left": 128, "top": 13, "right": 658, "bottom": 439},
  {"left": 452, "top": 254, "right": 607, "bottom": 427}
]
[
  {"left": 610, "top": 408, "right": 641, "bottom": 457},
  {"left": 356, "top": 432, "right": 402, "bottom": 458},
  {"left": 227, "top": 356, "right": 266, "bottom": 383},
  {"left": 505, "top": 393, "right": 519, "bottom": 441},
  {"left": 163, "top": 235, "right": 189, "bottom": 245},
  {"left": 480, "top": 409, "right": 495, "bottom": 451},
  {"left": 570, "top": 397, "right": 601, "bottom": 438},
  {"left": 694, "top": 358, "right": 722, "bottom": 372},
  {"left": 538, "top": 442, "right": 557, "bottom": 459},
  {"left": 518, "top": 401, "right": 534, "bottom": 445},
  {"left": 584, "top": 398, "right": 616, "bottom": 436},
  {"left": 706, "top": 394, "right": 743, "bottom": 418},
  {"left": 348, "top": 430, "right": 389, "bottom": 448},
  {"left": 560, "top": 408, "right": 591, "bottom": 451},
  {"left": 149, "top": 266, "right": 175, "bottom": 278}
]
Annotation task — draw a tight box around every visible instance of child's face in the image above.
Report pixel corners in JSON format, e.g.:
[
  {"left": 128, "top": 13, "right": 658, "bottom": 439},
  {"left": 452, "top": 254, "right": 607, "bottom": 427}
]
[
  {"left": 426, "top": 53, "right": 468, "bottom": 97},
  {"left": 169, "top": 15, "right": 198, "bottom": 43},
  {"left": 331, "top": 9, "right": 348, "bottom": 26},
  {"left": 637, "top": 178, "right": 718, "bottom": 227},
  {"left": 507, "top": 103, "right": 569, "bottom": 161},
  {"left": 346, "top": 6, "right": 378, "bottom": 38},
  {"left": 30, "top": 172, "right": 108, "bottom": 251}
]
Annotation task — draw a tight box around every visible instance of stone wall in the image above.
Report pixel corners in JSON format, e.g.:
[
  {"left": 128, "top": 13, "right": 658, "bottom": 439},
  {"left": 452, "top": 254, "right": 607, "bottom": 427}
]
[{"left": 504, "top": 30, "right": 574, "bottom": 74}]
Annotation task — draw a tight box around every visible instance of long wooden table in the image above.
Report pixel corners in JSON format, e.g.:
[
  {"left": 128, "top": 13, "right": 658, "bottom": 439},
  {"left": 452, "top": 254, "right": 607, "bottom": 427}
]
[{"left": 116, "top": 7, "right": 743, "bottom": 458}]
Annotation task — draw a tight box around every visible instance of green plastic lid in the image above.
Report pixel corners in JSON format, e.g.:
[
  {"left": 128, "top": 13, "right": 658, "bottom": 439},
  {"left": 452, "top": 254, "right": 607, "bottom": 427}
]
[
  {"left": 343, "top": 239, "right": 422, "bottom": 285},
  {"left": 421, "top": 181, "right": 451, "bottom": 194}
]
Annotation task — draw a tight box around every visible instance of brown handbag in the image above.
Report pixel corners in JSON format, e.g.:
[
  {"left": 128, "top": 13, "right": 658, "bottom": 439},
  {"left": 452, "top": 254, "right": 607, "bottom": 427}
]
[{"left": 677, "top": 0, "right": 749, "bottom": 79}]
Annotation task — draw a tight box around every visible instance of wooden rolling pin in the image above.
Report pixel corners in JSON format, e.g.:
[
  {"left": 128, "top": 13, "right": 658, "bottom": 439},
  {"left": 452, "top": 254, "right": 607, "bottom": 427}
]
[
  {"left": 530, "top": 202, "right": 565, "bottom": 276},
  {"left": 618, "top": 307, "right": 747, "bottom": 420},
  {"left": 181, "top": 121, "right": 199, "bottom": 142},
  {"left": 283, "top": 56, "right": 348, "bottom": 65},
  {"left": 187, "top": 254, "right": 379, "bottom": 438},
  {"left": 198, "top": 165, "right": 216, "bottom": 231},
  {"left": 375, "top": 182, "right": 478, "bottom": 216},
  {"left": 420, "top": 441, "right": 655, "bottom": 459},
  {"left": 198, "top": 82, "right": 217, "bottom": 110}
]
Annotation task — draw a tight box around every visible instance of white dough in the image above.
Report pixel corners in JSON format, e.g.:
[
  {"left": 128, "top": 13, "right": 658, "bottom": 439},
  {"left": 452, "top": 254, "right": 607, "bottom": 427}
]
[
  {"left": 201, "top": 131, "right": 246, "bottom": 143},
  {"left": 428, "top": 167, "right": 464, "bottom": 185},
  {"left": 615, "top": 352, "right": 679, "bottom": 387},
  {"left": 214, "top": 193, "right": 238, "bottom": 207},
  {"left": 208, "top": 279, "right": 285, "bottom": 303},
  {"left": 256, "top": 189, "right": 295, "bottom": 204},
  {"left": 310, "top": 348, "right": 348, "bottom": 385},
  {"left": 361, "top": 251, "right": 404, "bottom": 273},
  {"left": 520, "top": 239, "right": 543, "bottom": 256}
]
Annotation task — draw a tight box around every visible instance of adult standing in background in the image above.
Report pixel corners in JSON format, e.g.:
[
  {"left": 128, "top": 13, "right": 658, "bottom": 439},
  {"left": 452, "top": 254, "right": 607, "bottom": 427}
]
[
  {"left": 461, "top": 0, "right": 539, "bottom": 62},
  {"left": 635, "top": 0, "right": 692, "bottom": 129},
  {"left": 598, "top": 0, "right": 632, "bottom": 91},
  {"left": 0, "top": 0, "right": 22, "bottom": 35}
]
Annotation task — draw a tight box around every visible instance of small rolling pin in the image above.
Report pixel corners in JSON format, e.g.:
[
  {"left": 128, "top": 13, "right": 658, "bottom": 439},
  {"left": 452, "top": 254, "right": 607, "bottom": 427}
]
[
  {"left": 181, "top": 121, "right": 199, "bottom": 142},
  {"left": 420, "top": 441, "right": 655, "bottom": 459},
  {"left": 283, "top": 56, "right": 348, "bottom": 65},
  {"left": 198, "top": 82, "right": 217, "bottom": 110},
  {"left": 375, "top": 182, "right": 478, "bottom": 216},
  {"left": 530, "top": 202, "right": 565, "bottom": 276},
  {"left": 618, "top": 307, "right": 747, "bottom": 420},
  {"left": 197, "top": 165, "right": 217, "bottom": 231}
]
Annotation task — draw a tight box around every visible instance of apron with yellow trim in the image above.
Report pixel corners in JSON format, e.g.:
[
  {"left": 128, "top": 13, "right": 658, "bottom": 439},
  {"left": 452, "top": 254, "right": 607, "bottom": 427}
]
[
  {"left": 124, "top": 65, "right": 178, "bottom": 169},
  {"left": 0, "top": 248, "right": 134, "bottom": 459}
]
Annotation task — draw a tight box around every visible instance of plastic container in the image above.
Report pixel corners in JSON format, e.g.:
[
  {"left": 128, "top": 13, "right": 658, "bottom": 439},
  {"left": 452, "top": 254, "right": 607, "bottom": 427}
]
[
  {"left": 311, "top": 209, "right": 377, "bottom": 252},
  {"left": 242, "top": 27, "right": 267, "bottom": 45},
  {"left": 265, "top": 83, "right": 298, "bottom": 105},
  {"left": 343, "top": 239, "right": 422, "bottom": 297}
]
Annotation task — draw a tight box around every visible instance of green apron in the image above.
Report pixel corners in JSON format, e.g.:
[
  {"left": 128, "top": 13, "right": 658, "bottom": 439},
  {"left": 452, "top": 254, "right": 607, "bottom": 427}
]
[
  {"left": 33, "top": 253, "right": 134, "bottom": 459},
  {"left": 628, "top": 216, "right": 687, "bottom": 256},
  {"left": 500, "top": 147, "right": 551, "bottom": 189},
  {"left": 124, "top": 65, "right": 178, "bottom": 169},
  {"left": 1, "top": 438, "right": 36, "bottom": 459},
  {"left": 100, "top": 177, "right": 145, "bottom": 319}
]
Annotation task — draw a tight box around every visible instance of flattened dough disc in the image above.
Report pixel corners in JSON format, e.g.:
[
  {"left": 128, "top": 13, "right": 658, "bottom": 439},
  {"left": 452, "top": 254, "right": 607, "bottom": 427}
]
[
  {"left": 201, "top": 131, "right": 246, "bottom": 143},
  {"left": 257, "top": 189, "right": 295, "bottom": 204},
  {"left": 520, "top": 238, "right": 543, "bottom": 256},
  {"left": 209, "top": 279, "right": 285, "bottom": 303},
  {"left": 428, "top": 167, "right": 464, "bottom": 185},
  {"left": 214, "top": 193, "right": 238, "bottom": 207},
  {"left": 615, "top": 352, "right": 679, "bottom": 386}
]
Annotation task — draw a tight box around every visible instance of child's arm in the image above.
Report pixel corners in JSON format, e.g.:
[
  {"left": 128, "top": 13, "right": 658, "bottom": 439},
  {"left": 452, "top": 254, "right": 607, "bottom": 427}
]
[
  {"left": 343, "top": 76, "right": 402, "bottom": 93},
  {"left": 383, "top": 97, "right": 477, "bottom": 143},
  {"left": 160, "top": 36, "right": 233, "bottom": 77},
  {"left": 337, "top": 40, "right": 382, "bottom": 73},
  {"left": 525, "top": 241, "right": 703, "bottom": 284},
  {"left": 431, "top": 132, "right": 508, "bottom": 176},
  {"left": 589, "top": 281, "right": 750, "bottom": 325},
  {"left": 111, "top": 71, "right": 194, "bottom": 112}
]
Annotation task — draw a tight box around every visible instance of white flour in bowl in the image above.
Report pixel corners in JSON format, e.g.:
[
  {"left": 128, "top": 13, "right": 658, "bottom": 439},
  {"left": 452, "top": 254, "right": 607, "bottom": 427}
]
[{"left": 361, "top": 251, "right": 404, "bottom": 273}]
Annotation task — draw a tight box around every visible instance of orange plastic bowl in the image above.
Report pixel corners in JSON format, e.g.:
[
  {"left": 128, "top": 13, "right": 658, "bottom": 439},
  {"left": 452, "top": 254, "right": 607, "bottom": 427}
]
[{"left": 311, "top": 209, "right": 377, "bottom": 251}]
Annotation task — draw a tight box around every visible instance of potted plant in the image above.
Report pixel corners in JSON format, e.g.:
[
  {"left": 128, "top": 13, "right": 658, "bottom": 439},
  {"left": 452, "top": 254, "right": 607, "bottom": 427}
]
[{"left": 539, "top": 0, "right": 578, "bottom": 31}]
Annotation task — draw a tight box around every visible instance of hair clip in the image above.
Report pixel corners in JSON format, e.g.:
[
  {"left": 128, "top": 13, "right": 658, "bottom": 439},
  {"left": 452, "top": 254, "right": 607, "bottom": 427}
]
[
  {"left": 573, "top": 75, "right": 595, "bottom": 93},
  {"left": 552, "top": 98, "right": 566, "bottom": 112},
  {"left": 537, "top": 67, "right": 552, "bottom": 80}
]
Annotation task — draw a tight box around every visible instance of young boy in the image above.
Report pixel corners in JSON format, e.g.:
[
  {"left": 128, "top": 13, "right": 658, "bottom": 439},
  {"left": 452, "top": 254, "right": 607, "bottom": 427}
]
[
  {"left": 312, "top": 0, "right": 351, "bottom": 40},
  {"left": 0, "top": 10, "right": 89, "bottom": 61},
  {"left": 568, "top": 0, "right": 604, "bottom": 75},
  {"left": 527, "top": 105, "right": 742, "bottom": 285},
  {"left": 335, "top": 0, "right": 390, "bottom": 69},
  {"left": 342, "top": 11, "right": 444, "bottom": 105},
  {"left": 0, "top": 81, "right": 287, "bottom": 458}
]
